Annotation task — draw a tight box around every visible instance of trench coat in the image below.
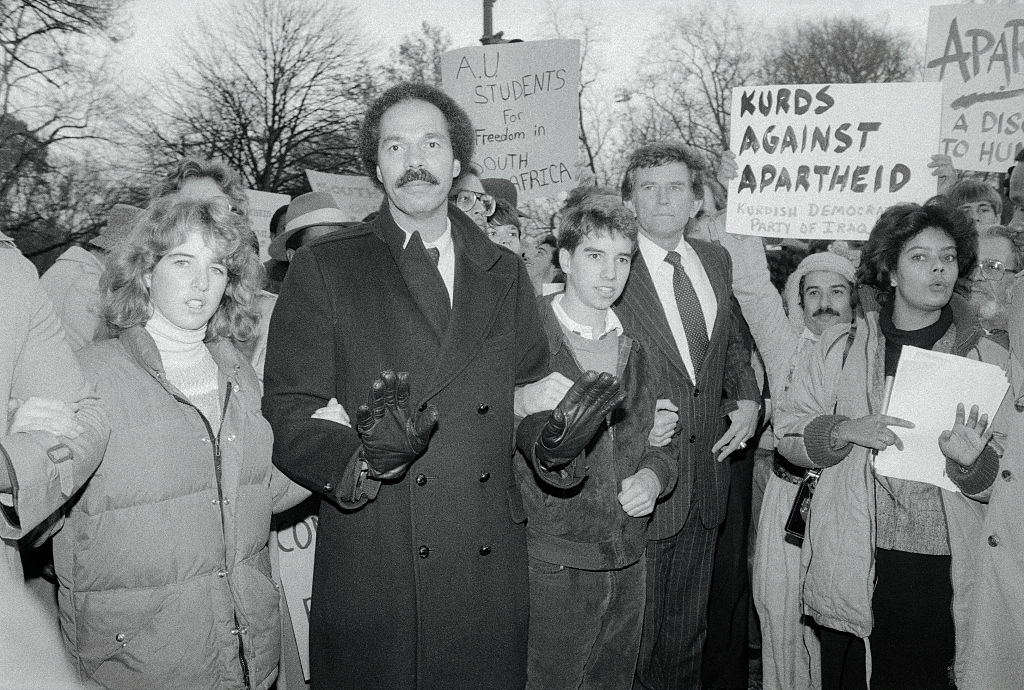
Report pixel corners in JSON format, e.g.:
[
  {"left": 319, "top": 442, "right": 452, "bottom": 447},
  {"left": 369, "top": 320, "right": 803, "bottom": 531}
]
[{"left": 262, "top": 203, "right": 549, "bottom": 689}]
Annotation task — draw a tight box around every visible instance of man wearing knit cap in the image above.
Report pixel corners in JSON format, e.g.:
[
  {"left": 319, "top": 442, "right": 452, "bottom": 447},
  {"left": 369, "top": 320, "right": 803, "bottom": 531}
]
[{"left": 40, "top": 204, "right": 140, "bottom": 350}]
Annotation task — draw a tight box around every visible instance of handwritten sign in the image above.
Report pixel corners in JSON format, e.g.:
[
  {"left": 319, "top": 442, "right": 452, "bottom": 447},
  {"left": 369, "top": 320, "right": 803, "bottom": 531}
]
[
  {"left": 245, "top": 190, "right": 290, "bottom": 262},
  {"left": 925, "top": 4, "right": 1024, "bottom": 173},
  {"left": 726, "top": 82, "right": 942, "bottom": 241},
  {"left": 305, "top": 170, "right": 383, "bottom": 222},
  {"left": 276, "top": 511, "right": 318, "bottom": 681},
  {"left": 441, "top": 39, "right": 581, "bottom": 201}
]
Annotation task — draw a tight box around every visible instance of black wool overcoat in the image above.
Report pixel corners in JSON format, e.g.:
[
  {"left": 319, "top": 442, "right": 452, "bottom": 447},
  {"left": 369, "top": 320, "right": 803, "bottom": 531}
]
[{"left": 262, "top": 203, "right": 548, "bottom": 689}]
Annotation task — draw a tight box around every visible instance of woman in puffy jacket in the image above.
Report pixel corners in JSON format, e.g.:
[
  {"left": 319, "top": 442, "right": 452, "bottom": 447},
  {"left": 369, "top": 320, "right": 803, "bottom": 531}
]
[
  {"left": 774, "top": 199, "right": 1013, "bottom": 689},
  {"left": 54, "top": 195, "right": 305, "bottom": 689}
]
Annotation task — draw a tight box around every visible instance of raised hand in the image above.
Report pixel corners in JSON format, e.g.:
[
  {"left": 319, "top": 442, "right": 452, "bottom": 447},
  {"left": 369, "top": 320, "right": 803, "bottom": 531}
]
[
  {"left": 939, "top": 403, "right": 992, "bottom": 467},
  {"left": 534, "top": 371, "right": 626, "bottom": 471},
  {"left": 355, "top": 370, "right": 438, "bottom": 481}
]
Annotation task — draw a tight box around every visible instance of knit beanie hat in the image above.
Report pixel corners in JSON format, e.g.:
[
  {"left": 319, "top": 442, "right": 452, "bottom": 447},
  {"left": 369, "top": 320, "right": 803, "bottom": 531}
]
[{"left": 783, "top": 251, "right": 857, "bottom": 335}]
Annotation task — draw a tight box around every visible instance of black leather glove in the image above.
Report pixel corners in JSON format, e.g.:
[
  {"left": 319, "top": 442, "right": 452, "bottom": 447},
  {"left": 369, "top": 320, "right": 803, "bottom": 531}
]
[
  {"left": 534, "top": 371, "right": 626, "bottom": 471},
  {"left": 355, "top": 370, "right": 438, "bottom": 481}
]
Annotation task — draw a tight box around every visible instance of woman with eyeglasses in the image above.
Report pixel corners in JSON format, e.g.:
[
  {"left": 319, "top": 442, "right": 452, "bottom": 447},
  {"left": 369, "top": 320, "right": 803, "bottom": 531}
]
[
  {"left": 775, "top": 199, "right": 1016, "bottom": 689},
  {"left": 55, "top": 196, "right": 305, "bottom": 689}
]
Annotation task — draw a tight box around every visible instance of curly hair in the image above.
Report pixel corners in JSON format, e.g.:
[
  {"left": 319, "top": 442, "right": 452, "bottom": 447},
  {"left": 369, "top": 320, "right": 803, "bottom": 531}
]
[
  {"left": 150, "top": 158, "right": 249, "bottom": 216},
  {"left": 558, "top": 194, "right": 639, "bottom": 254},
  {"left": 857, "top": 198, "right": 977, "bottom": 299},
  {"left": 620, "top": 141, "right": 706, "bottom": 202},
  {"left": 947, "top": 178, "right": 1003, "bottom": 218},
  {"left": 359, "top": 82, "right": 475, "bottom": 190},
  {"left": 102, "top": 196, "right": 264, "bottom": 343}
]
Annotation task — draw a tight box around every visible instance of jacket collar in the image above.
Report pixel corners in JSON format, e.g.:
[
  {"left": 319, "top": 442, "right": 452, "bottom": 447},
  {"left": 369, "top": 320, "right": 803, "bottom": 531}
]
[
  {"left": 537, "top": 293, "right": 633, "bottom": 374},
  {"left": 372, "top": 201, "right": 501, "bottom": 273},
  {"left": 118, "top": 325, "right": 243, "bottom": 390},
  {"left": 858, "top": 285, "right": 982, "bottom": 357}
]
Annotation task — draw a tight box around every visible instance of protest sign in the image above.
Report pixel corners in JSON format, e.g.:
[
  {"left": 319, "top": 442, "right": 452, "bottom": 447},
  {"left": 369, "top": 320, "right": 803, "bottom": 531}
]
[
  {"left": 275, "top": 510, "right": 318, "bottom": 681},
  {"left": 925, "top": 4, "right": 1024, "bottom": 172},
  {"left": 245, "top": 190, "right": 290, "bottom": 262},
  {"left": 726, "top": 82, "right": 942, "bottom": 241},
  {"left": 441, "top": 39, "right": 581, "bottom": 201},
  {"left": 305, "top": 170, "right": 383, "bottom": 221}
]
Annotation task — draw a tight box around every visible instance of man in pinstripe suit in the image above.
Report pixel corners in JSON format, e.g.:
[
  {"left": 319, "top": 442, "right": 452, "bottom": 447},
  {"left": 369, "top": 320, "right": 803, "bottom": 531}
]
[{"left": 617, "top": 142, "right": 761, "bottom": 689}]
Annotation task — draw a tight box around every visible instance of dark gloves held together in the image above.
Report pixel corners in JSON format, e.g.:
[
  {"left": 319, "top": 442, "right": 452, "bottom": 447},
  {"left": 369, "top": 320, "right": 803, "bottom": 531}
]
[
  {"left": 534, "top": 370, "right": 626, "bottom": 472},
  {"left": 356, "top": 370, "right": 438, "bottom": 481}
]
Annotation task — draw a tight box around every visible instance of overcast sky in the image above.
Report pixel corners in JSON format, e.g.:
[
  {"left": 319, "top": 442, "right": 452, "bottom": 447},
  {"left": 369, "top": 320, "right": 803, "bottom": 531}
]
[{"left": 113, "top": 0, "right": 949, "bottom": 89}]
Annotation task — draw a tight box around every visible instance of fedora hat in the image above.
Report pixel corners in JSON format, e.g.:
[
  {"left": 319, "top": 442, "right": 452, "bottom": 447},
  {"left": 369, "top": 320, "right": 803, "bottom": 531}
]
[{"left": 269, "top": 191, "right": 347, "bottom": 260}]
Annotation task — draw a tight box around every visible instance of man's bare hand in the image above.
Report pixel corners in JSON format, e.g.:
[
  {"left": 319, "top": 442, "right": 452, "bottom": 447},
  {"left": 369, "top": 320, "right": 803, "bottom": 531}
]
[
  {"left": 618, "top": 468, "right": 662, "bottom": 517},
  {"left": 648, "top": 398, "right": 678, "bottom": 447},
  {"left": 514, "top": 372, "right": 573, "bottom": 417},
  {"left": 711, "top": 399, "right": 759, "bottom": 462},
  {"left": 8, "top": 397, "right": 83, "bottom": 438}
]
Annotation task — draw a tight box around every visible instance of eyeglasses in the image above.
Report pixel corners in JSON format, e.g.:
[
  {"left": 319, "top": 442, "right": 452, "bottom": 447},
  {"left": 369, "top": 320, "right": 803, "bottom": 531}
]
[
  {"left": 977, "top": 258, "right": 1010, "bottom": 281},
  {"left": 449, "top": 189, "right": 496, "bottom": 216}
]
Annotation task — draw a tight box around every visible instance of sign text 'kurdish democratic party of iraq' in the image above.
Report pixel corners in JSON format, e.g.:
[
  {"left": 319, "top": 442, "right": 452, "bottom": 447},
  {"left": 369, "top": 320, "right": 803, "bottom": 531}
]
[{"left": 727, "top": 82, "right": 942, "bottom": 241}]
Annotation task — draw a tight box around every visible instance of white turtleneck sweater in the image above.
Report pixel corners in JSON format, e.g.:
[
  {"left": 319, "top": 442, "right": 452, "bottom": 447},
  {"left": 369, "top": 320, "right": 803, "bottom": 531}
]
[{"left": 145, "top": 308, "right": 222, "bottom": 429}]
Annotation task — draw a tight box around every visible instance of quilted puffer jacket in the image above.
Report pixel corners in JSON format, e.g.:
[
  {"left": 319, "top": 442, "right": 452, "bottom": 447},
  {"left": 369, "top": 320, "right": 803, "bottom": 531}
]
[{"left": 55, "top": 326, "right": 301, "bottom": 689}]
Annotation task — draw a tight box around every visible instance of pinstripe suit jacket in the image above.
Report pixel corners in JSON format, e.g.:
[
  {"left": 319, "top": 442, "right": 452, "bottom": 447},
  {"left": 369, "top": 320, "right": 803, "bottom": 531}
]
[{"left": 617, "top": 237, "right": 759, "bottom": 535}]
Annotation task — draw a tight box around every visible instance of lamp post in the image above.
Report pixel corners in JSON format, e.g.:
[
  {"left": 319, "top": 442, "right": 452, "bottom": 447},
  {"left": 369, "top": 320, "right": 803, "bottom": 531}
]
[{"left": 483, "top": 0, "right": 496, "bottom": 39}]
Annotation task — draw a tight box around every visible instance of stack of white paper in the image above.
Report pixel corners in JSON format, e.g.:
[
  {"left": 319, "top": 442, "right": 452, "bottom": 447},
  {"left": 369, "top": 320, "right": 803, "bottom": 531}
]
[{"left": 874, "top": 346, "right": 1010, "bottom": 492}]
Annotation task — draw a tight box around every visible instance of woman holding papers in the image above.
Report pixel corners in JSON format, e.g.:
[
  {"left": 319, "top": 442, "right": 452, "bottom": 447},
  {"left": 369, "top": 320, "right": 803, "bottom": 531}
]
[{"left": 775, "top": 198, "right": 1012, "bottom": 690}]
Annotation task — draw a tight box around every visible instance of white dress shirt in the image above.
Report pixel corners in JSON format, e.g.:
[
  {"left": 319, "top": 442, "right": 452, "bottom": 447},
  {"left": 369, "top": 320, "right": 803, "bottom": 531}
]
[
  {"left": 399, "top": 219, "right": 454, "bottom": 305},
  {"left": 636, "top": 233, "right": 718, "bottom": 381},
  {"left": 551, "top": 293, "right": 624, "bottom": 340}
]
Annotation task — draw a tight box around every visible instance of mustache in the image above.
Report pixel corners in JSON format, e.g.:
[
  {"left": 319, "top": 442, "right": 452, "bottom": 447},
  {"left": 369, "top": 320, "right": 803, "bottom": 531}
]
[
  {"left": 396, "top": 167, "right": 439, "bottom": 187},
  {"left": 812, "top": 307, "right": 840, "bottom": 318}
]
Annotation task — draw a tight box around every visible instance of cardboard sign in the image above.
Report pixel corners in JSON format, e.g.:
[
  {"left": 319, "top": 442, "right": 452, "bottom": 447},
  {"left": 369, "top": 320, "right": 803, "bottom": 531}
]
[
  {"left": 925, "top": 4, "right": 1024, "bottom": 172},
  {"left": 305, "top": 170, "right": 384, "bottom": 222},
  {"left": 275, "top": 512, "right": 318, "bottom": 681},
  {"left": 726, "top": 82, "right": 943, "bottom": 241},
  {"left": 441, "top": 39, "right": 581, "bottom": 201},
  {"left": 245, "top": 190, "right": 290, "bottom": 262}
]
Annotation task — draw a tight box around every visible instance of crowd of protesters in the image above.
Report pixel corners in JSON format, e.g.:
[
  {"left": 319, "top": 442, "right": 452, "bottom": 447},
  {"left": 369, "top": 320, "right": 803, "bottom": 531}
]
[{"left": 1, "top": 76, "right": 1022, "bottom": 690}]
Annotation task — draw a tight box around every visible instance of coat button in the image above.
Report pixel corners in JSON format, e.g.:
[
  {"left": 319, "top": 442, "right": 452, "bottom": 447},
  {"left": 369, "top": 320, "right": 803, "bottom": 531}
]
[
  {"left": 478, "top": 403, "right": 489, "bottom": 414},
  {"left": 989, "top": 535, "right": 999, "bottom": 547},
  {"left": 115, "top": 633, "right": 125, "bottom": 643},
  {"left": 1002, "top": 470, "right": 1012, "bottom": 481},
  {"left": 689, "top": 434, "right": 697, "bottom": 443},
  {"left": 693, "top": 388, "right": 700, "bottom": 398},
  {"left": 419, "top": 402, "right": 428, "bottom": 412},
  {"left": 479, "top": 545, "right": 491, "bottom": 556},
  {"left": 479, "top": 472, "right": 490, "bottom": 482},
  {"left": 323, "top": 482, "right": 333, "bottom": 493},
  {"left": 217, "top": 569, "right": 228, "bottom": 578},
  {"left": 226, "top": 434, "right": 236, "bottom": 442},
  {"left": 418, "top": 545, "right": 430, "bottom": 558},
  {"left": 415, "top": 473, "right": 427, "bottom": 486}
]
